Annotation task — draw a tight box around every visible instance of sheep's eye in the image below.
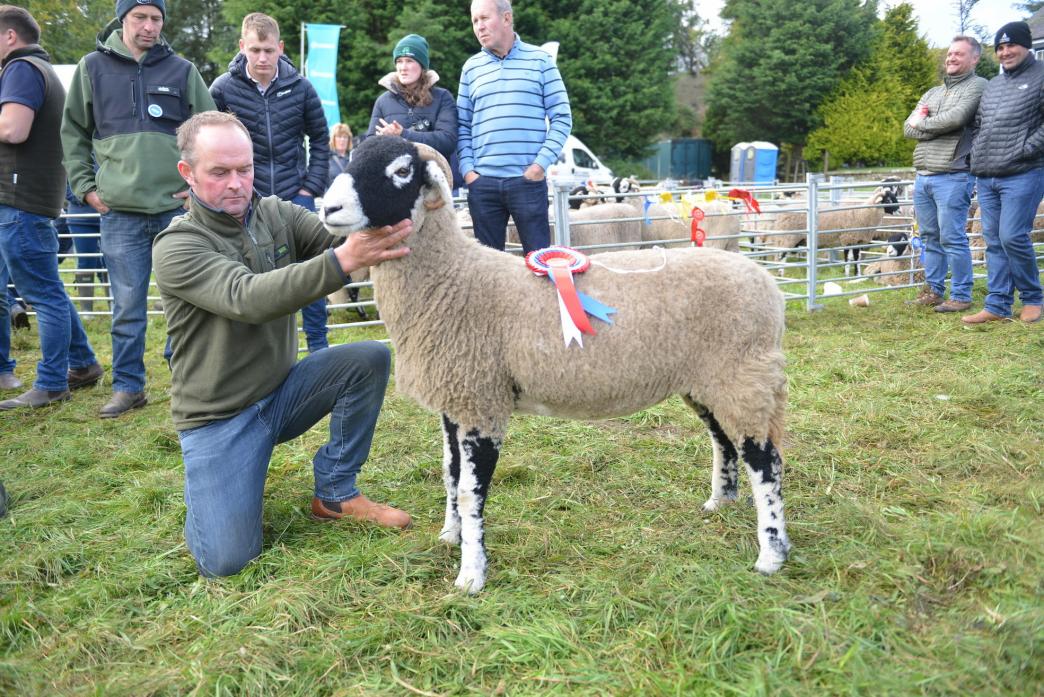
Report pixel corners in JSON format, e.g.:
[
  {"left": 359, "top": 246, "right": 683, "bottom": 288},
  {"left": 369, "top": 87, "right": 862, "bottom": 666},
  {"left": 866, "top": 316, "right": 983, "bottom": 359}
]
[{"left": 395, "top": 166, "right": 410, "bottom": 178}]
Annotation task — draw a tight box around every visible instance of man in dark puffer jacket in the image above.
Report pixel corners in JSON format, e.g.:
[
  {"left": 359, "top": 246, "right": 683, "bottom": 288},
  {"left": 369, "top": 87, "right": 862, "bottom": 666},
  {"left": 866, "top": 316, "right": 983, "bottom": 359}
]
[
  {"left": 964, "top": 21, "right": 1044, "bottom": 325},
  {"left": 210, "top": 13, "right": 332, "bottom": 350}
]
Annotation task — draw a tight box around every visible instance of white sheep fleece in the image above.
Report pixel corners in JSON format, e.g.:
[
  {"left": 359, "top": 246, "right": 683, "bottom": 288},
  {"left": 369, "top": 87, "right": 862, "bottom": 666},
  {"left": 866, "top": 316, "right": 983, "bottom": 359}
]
[
  {"left": 376, "top": 186, "right": 786, "bottom": 444},
  {"left": 324, "top": 139, "right": 791, "bottom": 592}
]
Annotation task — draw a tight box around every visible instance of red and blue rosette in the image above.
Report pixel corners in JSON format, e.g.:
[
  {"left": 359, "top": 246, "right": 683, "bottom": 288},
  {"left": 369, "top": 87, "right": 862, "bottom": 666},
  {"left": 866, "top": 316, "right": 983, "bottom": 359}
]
[{"left": 526, "top": 246, "right": 617, "bottom": 348}]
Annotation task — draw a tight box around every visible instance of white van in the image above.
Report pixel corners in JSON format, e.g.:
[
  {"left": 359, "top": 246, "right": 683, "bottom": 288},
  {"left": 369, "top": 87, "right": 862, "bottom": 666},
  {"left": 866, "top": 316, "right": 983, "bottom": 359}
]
[{"left": 547, "top": 135, "right": 614, "bottom": 189}]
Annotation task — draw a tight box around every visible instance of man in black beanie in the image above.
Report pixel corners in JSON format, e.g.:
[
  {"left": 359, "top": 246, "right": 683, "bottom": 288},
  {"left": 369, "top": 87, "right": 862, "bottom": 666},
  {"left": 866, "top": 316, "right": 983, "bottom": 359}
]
[
  {"left": 963, "top": 21, "right": 1044, "bottom": 325},
  {"left": 61, "top": 0, "right": 215, "bottom": 416}
]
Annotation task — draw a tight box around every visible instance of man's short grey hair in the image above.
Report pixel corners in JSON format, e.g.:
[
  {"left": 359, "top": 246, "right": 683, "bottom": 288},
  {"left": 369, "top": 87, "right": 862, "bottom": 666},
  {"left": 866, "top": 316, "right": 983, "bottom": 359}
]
[
  {"left": 477, "top": 0, "right": 512, "bottom": 15},
  {"left": 177, "top": 111, "right": 251, "bottom": 166},
  {"left": 952, "top": 35, "right": 982, "bottom": 58}
]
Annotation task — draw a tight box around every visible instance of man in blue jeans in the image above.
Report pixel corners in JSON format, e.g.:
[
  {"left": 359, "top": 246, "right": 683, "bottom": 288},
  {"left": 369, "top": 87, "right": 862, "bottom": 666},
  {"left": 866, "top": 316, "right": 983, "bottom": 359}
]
[
  {"left": 964, "top": 21, "right": 1044, "bottom": 325},
  {"left": 457, "top": 0, "right": 572, "bottom": 253},
  {"left": 61, "top": 0, "right": 215, "bottom": 417},
  {"left": 210, "top": 13, "right": 331, "bottom": 353},
  {"left": 0, "top": 5, "right": 103, "bottom": 410},
  {"left": 904, "top": 35, "right": 986, "bottom": 313},
  {"left": 153, "top": 112, "right": 413, "bottom": 577}
]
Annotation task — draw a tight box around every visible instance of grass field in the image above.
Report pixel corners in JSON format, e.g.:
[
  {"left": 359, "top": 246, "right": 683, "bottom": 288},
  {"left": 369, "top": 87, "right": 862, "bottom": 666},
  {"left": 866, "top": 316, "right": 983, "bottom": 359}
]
[{"left": 1, "top": 284, "right": 1041, "bottom": 695}]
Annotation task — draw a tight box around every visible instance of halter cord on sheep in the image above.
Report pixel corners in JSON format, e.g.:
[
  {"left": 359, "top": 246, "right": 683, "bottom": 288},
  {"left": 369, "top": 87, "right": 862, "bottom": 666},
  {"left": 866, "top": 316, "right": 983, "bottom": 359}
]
[{"left": 325, "top": 138, "right": 792, "bottom": 594}]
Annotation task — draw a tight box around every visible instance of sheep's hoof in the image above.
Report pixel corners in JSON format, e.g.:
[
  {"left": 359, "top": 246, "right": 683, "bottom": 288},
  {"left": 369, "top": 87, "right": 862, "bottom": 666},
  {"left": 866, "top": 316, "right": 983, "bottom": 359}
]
[
  {"left": 754, "top": 556, "right": 785, "bottom": 575},
  {"left": 438, "top": 526, "right": 461, "bottom": 546},
  {"left": 754, "top": 539, "right": 790, "bottom": 575},
  {"left": 454, "top": 568, "right": 486, "bottom": 594},
  {"left": 701, "top": 496, "right": 738, "bottom": 512}
]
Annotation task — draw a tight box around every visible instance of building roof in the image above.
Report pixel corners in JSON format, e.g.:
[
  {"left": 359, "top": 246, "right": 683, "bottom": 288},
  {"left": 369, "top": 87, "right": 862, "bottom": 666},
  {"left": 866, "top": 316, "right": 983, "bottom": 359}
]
[{"left": 1029, "top": 7, "right": 1044, "bottom": 41}]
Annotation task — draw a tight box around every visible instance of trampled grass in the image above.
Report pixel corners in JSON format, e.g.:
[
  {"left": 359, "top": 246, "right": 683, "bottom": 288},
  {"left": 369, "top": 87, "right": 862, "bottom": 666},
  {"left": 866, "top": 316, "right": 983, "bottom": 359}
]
[{"left": 1, "top": 283, "right": 1041, "bottom": 695}]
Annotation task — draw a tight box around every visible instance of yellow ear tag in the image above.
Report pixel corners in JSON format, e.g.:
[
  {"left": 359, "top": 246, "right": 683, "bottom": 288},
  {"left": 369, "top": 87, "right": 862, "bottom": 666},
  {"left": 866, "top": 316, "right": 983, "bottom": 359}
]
[{"left": 704, "top": 189, "right": 718, "bottom": 201}]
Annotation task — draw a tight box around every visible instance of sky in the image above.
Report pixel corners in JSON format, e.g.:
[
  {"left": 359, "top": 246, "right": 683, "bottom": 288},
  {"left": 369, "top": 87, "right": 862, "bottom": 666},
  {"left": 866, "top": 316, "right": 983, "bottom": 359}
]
[{"left": 696, "top": 0, "right": 1031, "bottom": 49}]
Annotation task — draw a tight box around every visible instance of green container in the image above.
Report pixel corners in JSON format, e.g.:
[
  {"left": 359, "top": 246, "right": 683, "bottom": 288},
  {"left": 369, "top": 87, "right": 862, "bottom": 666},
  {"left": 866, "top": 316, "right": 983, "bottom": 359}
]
[{"left": 642, "top": 138, "right": 713, "bottom": 182}]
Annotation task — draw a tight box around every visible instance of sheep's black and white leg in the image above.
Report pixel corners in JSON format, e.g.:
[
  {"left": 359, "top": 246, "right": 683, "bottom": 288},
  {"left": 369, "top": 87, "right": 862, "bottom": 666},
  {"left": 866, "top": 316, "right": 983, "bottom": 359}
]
[
  {"left": 844, "top": 248, "right": 859, "bottom": 277},
  {"left": 442, "top": 417, "right": 501, "bottom": 593},
  {"left": 740, "top": 437, "right": 791, "bottom": 574},
  {"left": 439, "top": 414, "right": 462, "bottom": 545},
  {"left": 692, "top": 406, "right": 740, "bottom": 511}
]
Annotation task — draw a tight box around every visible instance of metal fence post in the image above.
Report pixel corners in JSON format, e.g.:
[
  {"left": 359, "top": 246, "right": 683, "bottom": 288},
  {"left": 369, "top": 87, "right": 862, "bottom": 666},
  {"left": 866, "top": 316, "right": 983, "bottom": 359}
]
[
  {"left": 551, "top": 181, "right": 572, "bottom": 247},
  {"left": 806, "top": 173, "right": 823, "bottom": 311}
]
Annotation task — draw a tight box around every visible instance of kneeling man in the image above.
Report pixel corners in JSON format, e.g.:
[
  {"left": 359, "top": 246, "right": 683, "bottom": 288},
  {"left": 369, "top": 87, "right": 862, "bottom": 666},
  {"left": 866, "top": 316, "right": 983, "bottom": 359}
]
[{"left": 153, "top": 111, "right": 413, "bottom": 578}]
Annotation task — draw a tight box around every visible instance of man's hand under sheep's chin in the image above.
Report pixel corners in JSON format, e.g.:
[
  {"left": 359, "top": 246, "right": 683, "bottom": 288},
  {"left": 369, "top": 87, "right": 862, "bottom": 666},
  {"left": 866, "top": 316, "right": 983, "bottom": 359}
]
[{"left": 332, "top": 219, "right": 413, "bottom": 276}]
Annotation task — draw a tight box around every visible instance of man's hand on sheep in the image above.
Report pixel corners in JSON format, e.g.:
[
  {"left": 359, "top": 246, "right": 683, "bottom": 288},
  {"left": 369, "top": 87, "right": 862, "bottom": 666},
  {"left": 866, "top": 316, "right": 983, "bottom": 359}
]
[{"left": 332, "top": 219, "right": 413, "bottom": 275}]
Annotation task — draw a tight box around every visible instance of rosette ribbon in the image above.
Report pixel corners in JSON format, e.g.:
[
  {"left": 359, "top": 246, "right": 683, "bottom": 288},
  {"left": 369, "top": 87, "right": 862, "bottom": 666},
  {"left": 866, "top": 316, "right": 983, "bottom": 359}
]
[
  {"left": 727, "top": 188, "right": 761, "bottom": 214},
  {"left": 690, "top": 207, "right": 706, "bottom": 247},
  {"left": 642, "top": 196, "right": 653, "bottom": 225},
  {"left": 910, "top": 235, "right": 925, "bottom": 265},
  {"left": 526, "top": 246, "right": 617, "bottom": 348}
]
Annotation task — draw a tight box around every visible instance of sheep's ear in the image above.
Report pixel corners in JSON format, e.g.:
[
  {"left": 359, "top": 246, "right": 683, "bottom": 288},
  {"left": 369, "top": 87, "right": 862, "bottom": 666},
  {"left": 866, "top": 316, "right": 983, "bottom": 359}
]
[{"left": 414, "top": 143, "right": 453, "bottom": 210}]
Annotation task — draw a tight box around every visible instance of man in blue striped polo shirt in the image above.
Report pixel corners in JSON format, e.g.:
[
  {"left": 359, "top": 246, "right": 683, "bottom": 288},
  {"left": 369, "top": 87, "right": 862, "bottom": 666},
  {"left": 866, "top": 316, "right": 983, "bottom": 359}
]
[{"left": 457, "top": 0, "right": 572, "bottom": 253}]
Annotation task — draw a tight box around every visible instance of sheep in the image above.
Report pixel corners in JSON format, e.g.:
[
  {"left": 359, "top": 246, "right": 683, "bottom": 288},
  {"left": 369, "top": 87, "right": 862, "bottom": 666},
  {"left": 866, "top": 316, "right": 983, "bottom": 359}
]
[
  {"left": 611, "top": 175, "right": 641, "bottom": 203},
  {"left": 756, "top": 188, "right": 901, "bottom": 275},
  {"left": 639, "top": 198, "right": 743, "bottom": 252},
  {"left": 321, "top": 136, "right": 790, "bottom": 594},
  {"left": 558, "top": 202, "right": 644, "bottom": 251},
  {"left": 861, "top": 232, "right": 926, "bottom": 286}
]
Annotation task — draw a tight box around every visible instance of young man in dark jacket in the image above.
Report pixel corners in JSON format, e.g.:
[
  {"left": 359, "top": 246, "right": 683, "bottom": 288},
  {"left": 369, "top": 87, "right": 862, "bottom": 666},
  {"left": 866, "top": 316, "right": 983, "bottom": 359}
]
[
  {"left": 964, "top": 21, "right": 1044, "bottom": 325},
  {"left": 210, "top": 13, "right": 332, "bottom": 352}
]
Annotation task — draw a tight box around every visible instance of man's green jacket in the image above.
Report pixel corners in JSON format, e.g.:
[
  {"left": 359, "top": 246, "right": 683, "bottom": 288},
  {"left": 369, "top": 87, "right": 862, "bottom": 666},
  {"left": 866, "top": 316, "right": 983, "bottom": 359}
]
[{"left": 153, "top": 195, "right": 348, "bottom": 430}]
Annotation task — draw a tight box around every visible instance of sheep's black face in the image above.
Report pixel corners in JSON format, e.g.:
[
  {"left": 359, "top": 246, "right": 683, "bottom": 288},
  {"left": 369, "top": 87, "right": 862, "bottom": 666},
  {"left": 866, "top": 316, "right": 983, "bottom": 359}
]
[
  {"left": 881, "top": 190, "right": 900, "bottom": 215},
  {"left": 322, "top": 136, "right": 429, "bottom": 232},
  {"left": 886, "top": 231, "right": 908, "bottom": 257}
]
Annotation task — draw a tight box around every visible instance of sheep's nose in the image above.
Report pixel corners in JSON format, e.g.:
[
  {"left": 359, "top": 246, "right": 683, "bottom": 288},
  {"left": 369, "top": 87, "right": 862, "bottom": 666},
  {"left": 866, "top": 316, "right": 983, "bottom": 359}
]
[{"left": 323, "top": 205, "right": 342, "bottom": 217}]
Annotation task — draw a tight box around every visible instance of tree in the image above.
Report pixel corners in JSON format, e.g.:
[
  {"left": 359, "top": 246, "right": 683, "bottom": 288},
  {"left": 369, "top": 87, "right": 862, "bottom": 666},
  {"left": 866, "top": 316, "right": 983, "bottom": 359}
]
[
  {"left": 671, "top": 0, "right": 719, "bottom": 77},
  {"left": 164, "top": 0, "right": 235, "bottom": 84},
  {"left": 703, "top": 0, "right": 879, "bottom": 177},
  {"left": 550, "top": 0, "right": 677, "bottom": 159},
  {"left": 805, "top": 3, "right": 936, "bottom": 169},
  {"left": 27, "top": 0, "right": 112, "bottom": 64},
  {"left": 954, "top": 0, "right": 985, "bottom": 37},
  {"left": 1017, "top": 1, "right": 1044, "bottom": 14}
]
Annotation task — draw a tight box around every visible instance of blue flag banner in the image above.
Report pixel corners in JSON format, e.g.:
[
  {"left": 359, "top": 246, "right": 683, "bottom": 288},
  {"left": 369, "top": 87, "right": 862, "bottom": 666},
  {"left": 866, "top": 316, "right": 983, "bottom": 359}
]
[{"left": 304, "top": 23, "right": 342, "bottom": 128}]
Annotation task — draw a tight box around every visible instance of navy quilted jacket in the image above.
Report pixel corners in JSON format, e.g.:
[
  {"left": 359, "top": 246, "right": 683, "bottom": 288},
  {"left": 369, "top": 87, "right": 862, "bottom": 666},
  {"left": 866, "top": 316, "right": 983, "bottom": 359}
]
[
  {"left": 210, "top": 54, "right": 330, "bottom": 198},
  {"left": 971, "top": 53, "right": 1044, "bottom": 178},
  {"left": 364, "top": 71, "right": 461, "bottom": 188}
]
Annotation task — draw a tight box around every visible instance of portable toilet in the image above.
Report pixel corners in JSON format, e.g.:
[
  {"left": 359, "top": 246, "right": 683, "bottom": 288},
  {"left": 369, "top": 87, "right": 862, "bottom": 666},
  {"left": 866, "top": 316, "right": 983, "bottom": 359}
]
[{"left": 729, "top": 141, "right": 778, "bottom": 183}]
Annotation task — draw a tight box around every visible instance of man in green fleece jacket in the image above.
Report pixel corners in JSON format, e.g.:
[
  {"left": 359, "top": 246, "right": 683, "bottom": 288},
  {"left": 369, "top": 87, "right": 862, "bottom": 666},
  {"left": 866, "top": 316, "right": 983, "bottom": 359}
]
[
  {"left": 61, "top": 0, "right": 215, "bottom": 419},
  {"left": 153, "top": 111, "right": 414, "bottom": 578}
]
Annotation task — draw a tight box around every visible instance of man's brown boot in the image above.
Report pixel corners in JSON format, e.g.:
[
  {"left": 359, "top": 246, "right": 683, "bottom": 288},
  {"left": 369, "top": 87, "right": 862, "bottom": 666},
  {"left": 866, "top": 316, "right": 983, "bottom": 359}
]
[
  {"left": 311, "top": 494, "right": 412, "bottom": 529},
  {"left": 1019, "top": 305, "right": 1042, "bottom": 323},
  {"left": 908, "top": 286, "right": 942, "bottom": 306},
  {"left": 935, "top": 299, "right": 972, "bottom": 313},
  {"left": 961, "top": 309, "right": 1007, "bottom": 325}
]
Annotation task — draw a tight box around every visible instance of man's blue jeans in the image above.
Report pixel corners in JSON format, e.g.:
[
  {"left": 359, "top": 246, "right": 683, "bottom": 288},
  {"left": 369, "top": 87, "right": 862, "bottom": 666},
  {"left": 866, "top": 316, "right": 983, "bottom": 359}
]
[
  {"left": 913, "top": 172, "right": 975, "bottom": 302},
  {"left": 100, "top": 208, "right": 180, "bottom": 392},
  {"left": 179, "top": 341, "right": 390, "bottom": 578},
  {"left": 0, "top": 258, "right": 15, "bottom": 375},
  {"left": 976, "top": 168, "right": 1044, "bottom": 317},
  {"left": 291, "top": 193, "right": 329, "bottom": 353},
  {"left": 0, "top": 206, "right": 97, "bottom": 390},
  {"left": 467, "top": 175, "right": 551, "bottom": 254}
]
